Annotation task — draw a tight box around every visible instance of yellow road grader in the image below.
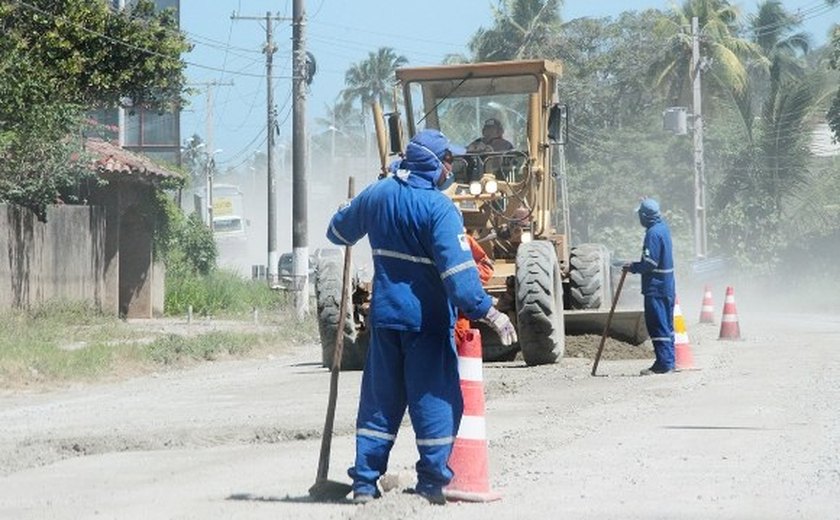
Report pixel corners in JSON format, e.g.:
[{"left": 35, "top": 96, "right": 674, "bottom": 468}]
[{"left": 315, "top": 59, "right": 646, "bottom": 370}]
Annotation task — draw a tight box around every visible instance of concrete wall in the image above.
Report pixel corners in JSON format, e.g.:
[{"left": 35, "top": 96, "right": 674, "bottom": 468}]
[{"left": 0, "top": 205, "right": 107, "bottom": 310}]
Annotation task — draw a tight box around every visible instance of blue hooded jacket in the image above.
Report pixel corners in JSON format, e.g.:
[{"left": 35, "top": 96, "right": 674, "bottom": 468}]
[
  {"left": 629, "top": 198, "right": 675, "bottom": 298},
  {"left": 326, "top": 130, "right": 490, "bottom": 331}
]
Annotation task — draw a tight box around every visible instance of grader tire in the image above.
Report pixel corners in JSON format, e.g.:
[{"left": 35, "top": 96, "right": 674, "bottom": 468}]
[
  {"left": 569, "top": 244, "right": 611, "bottom": 310},
  {"left": 515, "top": 241, "right": 565, "bottom": 366},
  {"left": 314, "top": 256, "right": 368, "bottom": 371}
]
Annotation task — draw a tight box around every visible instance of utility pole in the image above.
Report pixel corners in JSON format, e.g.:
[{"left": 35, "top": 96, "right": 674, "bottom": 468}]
[
  {"left": 189, "top": 80, "right": 233, "bottom": 227},
  {"left": 231, "top": 11, "right": 288, "bottom": 288},
  {"left": 292, "top": 0, "right": 310, "bottom": 319},
  {"left": 691, "top": 16, "right": 708, "bottom": 259}
]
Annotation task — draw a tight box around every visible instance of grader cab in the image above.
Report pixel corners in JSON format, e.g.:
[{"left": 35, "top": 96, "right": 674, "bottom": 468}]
[{"left": 314, "top": 59, "right": 646, "bottom": 370}]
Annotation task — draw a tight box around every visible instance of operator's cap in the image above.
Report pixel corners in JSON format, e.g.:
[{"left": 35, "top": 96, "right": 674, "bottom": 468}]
[
  {"left": 409, "top": 129, "right": 466, "bottom": 160},
  {"left": 483, "top": 118, "right": 503, "bottom": 129}
]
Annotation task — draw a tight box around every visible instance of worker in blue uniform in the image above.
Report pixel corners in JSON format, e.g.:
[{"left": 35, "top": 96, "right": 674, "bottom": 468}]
[
  {"left": 327, "top": 129, "right": 517, "bottom": 505},
  {"left": 624, "top": 198, "right": 676, "bottom": 375}
]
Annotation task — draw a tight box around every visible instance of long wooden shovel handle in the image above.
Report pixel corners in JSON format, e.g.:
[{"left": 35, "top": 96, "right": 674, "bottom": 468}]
[
  {"left": 591, "top": 268, "right": 628, "bottom": 376},
  {"left": 315, "top": 176, "right": 355, "bottom": 482}
]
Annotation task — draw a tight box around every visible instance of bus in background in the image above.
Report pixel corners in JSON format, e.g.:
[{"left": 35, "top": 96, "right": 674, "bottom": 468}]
[
  {"left": 212, "top": 183, "right": 246, "bottom": 236},
  {"left": 212, "top": 183, "right": 250, "bottom": 275}
]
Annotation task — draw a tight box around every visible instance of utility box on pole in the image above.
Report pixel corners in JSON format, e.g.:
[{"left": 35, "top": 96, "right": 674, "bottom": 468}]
[{"left": 663, "top": 107, "right": 688, "bottom": 135}]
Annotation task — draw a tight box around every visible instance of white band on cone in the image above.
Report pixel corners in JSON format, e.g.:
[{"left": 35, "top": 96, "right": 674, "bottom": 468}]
[
  {"left": 458, "top": 357, "right": 483, "bottom": 382},
  {"left": 456, "top": 415, "right": 486, "bottom": 440}
]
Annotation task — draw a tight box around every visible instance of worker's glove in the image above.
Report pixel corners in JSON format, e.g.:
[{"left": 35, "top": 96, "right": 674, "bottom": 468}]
[{"left": 480, "top": 307, "right": 517, "bottom": 346}]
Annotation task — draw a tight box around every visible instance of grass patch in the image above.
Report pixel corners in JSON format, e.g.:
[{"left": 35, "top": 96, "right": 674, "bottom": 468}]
[
  {"left": 0, "top": 301, "right": 319, "bottom": 388},
  {"left": 165, "top": 268, "right": 291, "bottom": 318}
]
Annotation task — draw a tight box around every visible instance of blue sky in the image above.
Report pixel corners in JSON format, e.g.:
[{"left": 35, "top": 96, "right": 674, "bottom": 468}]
[{"left": 179, "top": 1, "right": 838, "bottom": 169}]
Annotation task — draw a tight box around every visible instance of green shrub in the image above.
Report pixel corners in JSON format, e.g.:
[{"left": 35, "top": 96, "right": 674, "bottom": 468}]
[{"left": 165, "top": 268, "right": 289, "bottom": 317}]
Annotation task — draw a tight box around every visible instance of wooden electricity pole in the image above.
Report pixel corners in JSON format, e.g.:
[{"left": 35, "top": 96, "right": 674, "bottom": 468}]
[
  {"left": 231, "top": 11, "right": 288, "bottom": 287},
  {"left": 292, "top": 0, "right": 310, "bottom": 319},
  {"left": 692, "top": 16, "right": 708, "bottom": 259}
]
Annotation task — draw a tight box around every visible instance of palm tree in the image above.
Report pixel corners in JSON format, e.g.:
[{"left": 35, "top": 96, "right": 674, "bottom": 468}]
[
  {"left": 315, "top": 98, "right": 358, "bottom": 134},
  {"left": 755, "top": 70, "right": 827, "bottom": 217},
  {"left": 314, "top": 98, "right": 363, "bottom": 160},
  {"left": 749, "top": 0, "right": 810, "bottom": 82},
  {"left": 341, "top": 47, "right": 407, "bottom": 161},
  {"left": 469, "top": 0, "right": 563, "bottom": 62},
  {"left": 824, "top": 10, "right": 840, "bottom": 141},
  {"left": 181, "top": 134, "right": 206, "bottom": 186},
  {"left": 649, "top": 0, "right": 763, "bottom": 106},
  {"left": 341, "top": 47, "right": 407, "bottom": 113}
]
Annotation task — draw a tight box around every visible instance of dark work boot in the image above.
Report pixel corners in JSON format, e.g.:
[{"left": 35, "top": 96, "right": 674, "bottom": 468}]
[{"left": 640, "top": 364, "right": 673, "bottom": 376}]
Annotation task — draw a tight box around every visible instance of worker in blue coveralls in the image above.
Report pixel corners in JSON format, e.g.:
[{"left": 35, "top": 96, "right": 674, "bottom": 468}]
[
  {"left": 326, "top": 129, "right": 517, "bottom": 505},
  {"left": 623, "top": 198, "right": 676, "bottom": 376}
]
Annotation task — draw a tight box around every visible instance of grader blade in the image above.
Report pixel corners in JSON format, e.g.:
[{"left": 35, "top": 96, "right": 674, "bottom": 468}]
[{"left": 564, "top": 310, "right": 648, "bottom": 345}]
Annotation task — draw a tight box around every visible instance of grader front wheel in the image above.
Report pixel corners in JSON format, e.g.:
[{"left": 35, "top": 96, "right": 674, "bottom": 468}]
[
  {"left": 314, "top": 256, "right": 368, "bottom": 371},
  {"left": 515, "top": 241, "right": 565, "bottom": 366}
]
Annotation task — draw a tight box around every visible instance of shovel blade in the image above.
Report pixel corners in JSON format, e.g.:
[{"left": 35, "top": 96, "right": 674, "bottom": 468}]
[{"left": 308, "top": 479, "right": 353, "bottom": 501}]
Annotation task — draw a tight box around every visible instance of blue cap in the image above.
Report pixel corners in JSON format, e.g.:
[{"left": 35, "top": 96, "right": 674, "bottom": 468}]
[
  {"left": 409, "top": 129, "right": 466, "bottom": 161},
  {"left": 637, "top": 198, "right": 660, "bottom": 218}
]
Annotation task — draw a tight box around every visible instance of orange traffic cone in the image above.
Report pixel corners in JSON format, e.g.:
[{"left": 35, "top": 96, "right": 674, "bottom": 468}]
[
  {"left": 718, "top": 286, "right": 741, "bottom": 340},
  {"left": 699, "top": 285, "right": 715, "bottom": 324},
  {"left": 673, "top": 297, "right": 695, "bottom": 370},
  {"left": 445, "top": 329, "right": 501, "bottom": 502}
]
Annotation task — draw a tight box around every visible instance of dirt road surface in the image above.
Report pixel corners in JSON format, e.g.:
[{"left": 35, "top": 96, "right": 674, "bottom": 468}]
[{"left": 2, "top": 302, "right": 839, "bottom": 519}]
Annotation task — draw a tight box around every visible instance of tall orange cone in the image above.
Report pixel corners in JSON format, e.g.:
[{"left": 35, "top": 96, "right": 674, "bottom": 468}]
[
  {"left": 718, "top": 286, "right": 741, "bottom": 340},
  {"left": 699, "top": 285, "right": 715, "bottom": 324},
  {"left": 445, "top": 329, "right": 501, "bottom": 502},
  {"left": 673, "top": 297, "right": 695, "bottom": 370}
]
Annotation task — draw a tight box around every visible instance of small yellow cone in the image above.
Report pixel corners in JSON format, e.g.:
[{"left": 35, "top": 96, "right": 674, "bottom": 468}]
[{"left": 674, "top": 297, "right": 694, "bottom": 370}]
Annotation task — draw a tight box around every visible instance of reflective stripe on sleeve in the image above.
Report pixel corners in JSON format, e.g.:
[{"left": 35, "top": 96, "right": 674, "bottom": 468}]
[
  {"left": 330, "top": 223, "right": 352, "bottom": 246},
  {"left": 643, "top": 257, "right": 658, "bottom": 266},
  {"left": 372, "top": 248, "right": 434, "bottom": 265},
  {"left": 440, "top": 260, "right": 476, "bottom": 281},
  {"left": 652, "top": 268, "right": 674, "bottom": 273}
]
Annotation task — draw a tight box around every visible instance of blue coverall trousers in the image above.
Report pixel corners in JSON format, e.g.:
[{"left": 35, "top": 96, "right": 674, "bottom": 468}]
[
  {"left": 644, "top": 295, "right": 675, "bottom": 371},
  {"left": 348, "top": 326, "right": 463, "bottom": 496}
]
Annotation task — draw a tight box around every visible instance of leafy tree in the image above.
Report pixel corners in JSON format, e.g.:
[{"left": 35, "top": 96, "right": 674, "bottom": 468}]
[
  {"left": 0, "top": 0, "right": 190, "bottom": 112},
  {"left": 0, "top": 0, "right": 191, "bottom": 219},
  {"left": 442, "top": 53, "right": 471, "bottom": 64},
  {"left": 828, "top": 24, "right": 840, "bottom": 141},
  {"left": 469, "top": 0, "right": 563, "bottom": 61},
  {"left": 565, "top": 119, "right": 695, "bottom": 262},
  {"left": 557, "top": 10, "right": 668, "bottom": 129},
  {"left": 649, "top": 0, "right": 763, "bottom": 106}
]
